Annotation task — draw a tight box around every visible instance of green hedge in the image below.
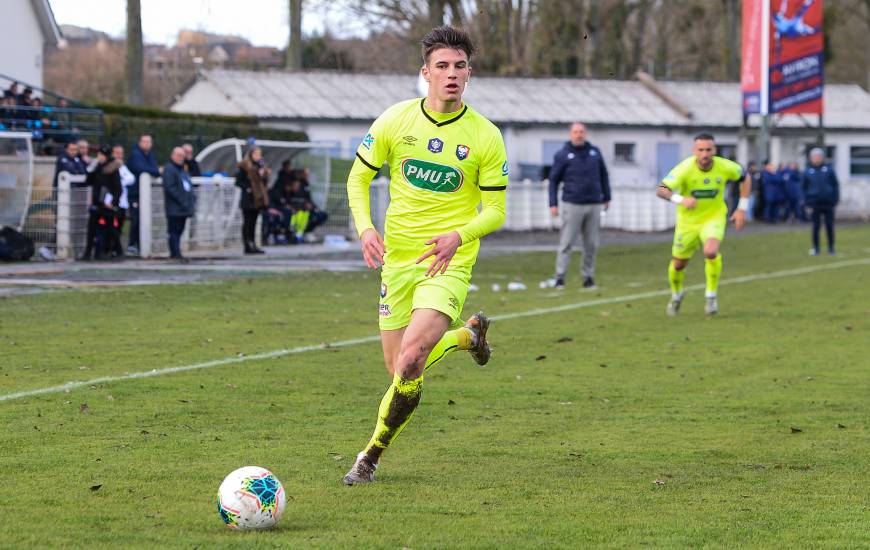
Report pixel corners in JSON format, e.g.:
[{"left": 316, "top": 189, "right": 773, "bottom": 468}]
[{"left": 98, "top": 103, "right": 307, "bottom": 162}]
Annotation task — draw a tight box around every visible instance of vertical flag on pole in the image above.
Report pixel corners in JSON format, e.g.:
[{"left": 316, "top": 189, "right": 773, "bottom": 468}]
[{"left": 742, "top": 0, "right": 824, "bottom": 115}]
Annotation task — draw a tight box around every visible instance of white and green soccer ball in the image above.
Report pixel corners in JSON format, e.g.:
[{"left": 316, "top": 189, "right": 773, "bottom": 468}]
[{"left": 217, "top": 466, "right": 286, "bottom": 530}]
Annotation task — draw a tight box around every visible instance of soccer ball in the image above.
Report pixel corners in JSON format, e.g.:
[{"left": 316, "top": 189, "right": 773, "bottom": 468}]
[{"left": 217, "top": 466, "right": 286, "bottom": 530}]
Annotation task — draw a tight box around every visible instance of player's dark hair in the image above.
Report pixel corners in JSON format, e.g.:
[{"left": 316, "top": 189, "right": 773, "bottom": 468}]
[
  {"left": 421, "top": 25, "right": 476, "bottom": 64},
  {"left": 694, "top": 132, "right": 715, "bottom": 142}
]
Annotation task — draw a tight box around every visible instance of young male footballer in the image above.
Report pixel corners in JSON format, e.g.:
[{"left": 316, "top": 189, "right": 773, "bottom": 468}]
[
  {"left": 342, "top": 25, "right": 509, "bottom": 485},
  {"left": 657, "top": 132, "right": 751, "bottom": 316}
]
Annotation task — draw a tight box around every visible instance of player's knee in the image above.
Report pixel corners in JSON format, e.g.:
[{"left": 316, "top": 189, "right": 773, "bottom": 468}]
[
  {"left": 703, "top": 248, "right": 719, "bottom": 260},
  {"left": 395, "top": 345, "right": 426, "bottom": 379},
  {"left": 671, "top": 258, "right": 688, "bottom": 270}
]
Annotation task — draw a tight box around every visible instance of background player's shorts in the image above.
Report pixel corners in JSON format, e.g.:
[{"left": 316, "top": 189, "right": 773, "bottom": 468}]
[
  {"left": 378, "top": 263, "right": 472, "bottom": 330},
  {"left": 671, "top": 215, "right": 726, "bottom": 259}
]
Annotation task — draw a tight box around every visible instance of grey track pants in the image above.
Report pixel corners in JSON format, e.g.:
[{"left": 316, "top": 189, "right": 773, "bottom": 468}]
[{"left": 555, "top": 202, "right": 602, "bottom": 280}]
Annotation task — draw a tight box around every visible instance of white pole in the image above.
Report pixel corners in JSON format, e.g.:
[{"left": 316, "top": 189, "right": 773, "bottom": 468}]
[
  {"left": 139, "top": 173, "right": 152, "bottom": 258},
  {"left": 56, "top": 172, "right": 71, "bottom": 260}
]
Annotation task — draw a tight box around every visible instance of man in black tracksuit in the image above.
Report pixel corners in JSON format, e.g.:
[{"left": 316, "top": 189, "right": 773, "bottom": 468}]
[
  {"left": 548, "top": 122, "right": 611, "bottom": 289},
  {"left": 803, "top": 147, "right": 839, "bottom": 255}
]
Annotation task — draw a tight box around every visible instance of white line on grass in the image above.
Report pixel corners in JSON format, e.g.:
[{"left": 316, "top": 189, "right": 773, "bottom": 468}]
[{"left": 3, "top": 257, "right": 869, "bottom": 404}]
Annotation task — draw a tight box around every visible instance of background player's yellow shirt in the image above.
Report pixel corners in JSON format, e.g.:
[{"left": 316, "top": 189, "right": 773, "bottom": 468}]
[
  {"left": 351, "top": 98, "right": 509, "bottom": 267},
  {"left": 662, "top": 156, "right": 744, "bottom": 223}
]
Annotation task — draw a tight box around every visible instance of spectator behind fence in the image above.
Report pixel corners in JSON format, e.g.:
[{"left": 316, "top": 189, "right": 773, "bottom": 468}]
[
  {"left": 548, "top": 121, "right": 611, "bottom": 290},
  {"left": 80, "top": 146, "right": 122, "bottom": 260},
  {"left": 803, "top": 147, "right": 839, "bottom": 256},
  {"left": 162, "top": 147, "right": 196, "bottom": 261},
  {"left": 267, "top": 173, "right": 328, "bottom": 244},
  {"left": 1, "top": 92, "right": 19, "bottom": 131},
  {"left": 235, "top": 146, "right": 270, "bottom": 254},
  {"left": 761, "top": 160, "right": 784, "bottom": 223},
  {"left": 77, "top": 138, "right": 92, "bottom": 168},
  {"left": 53, "top": 141, "right": 85, "bottom": 187},
  {"left": 182, "top": 143, "right": 201, "bottom": 177},
  {"left": 126, "top": 134, "right": 160, "bottom": 256},
  {"left": 782, "top": 161, "right": 807, "bottom": 222},
  {"left": 113, "top": 144, "right": 135, "bottom": 257}
]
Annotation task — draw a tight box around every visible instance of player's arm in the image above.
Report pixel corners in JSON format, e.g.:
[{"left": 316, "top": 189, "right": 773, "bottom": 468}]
[
  {"left": 729, "top": 165, "right": 752, "bottom": 230},
  {"left": 417, "top": 132, "right": 508, "bottom": 277},
  {"left": 656, "top": 166, "right": 696, "bottom": 209},
  {"left": 347, "top": 118, "right": 390, "bottom": 269}
]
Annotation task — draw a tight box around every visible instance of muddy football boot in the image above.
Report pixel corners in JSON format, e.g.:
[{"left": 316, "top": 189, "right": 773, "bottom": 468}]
[
  {"left": 342, "top": 452, "right": 377, "bottom": 486},
  {"left": 465, "top": 311, "right": 491, "bottom": 366},
  {"left": 705, "top": 297, "right": 719, "bottom": 316}
]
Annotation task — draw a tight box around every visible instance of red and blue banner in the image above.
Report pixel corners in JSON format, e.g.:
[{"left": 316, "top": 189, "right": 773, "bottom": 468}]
[{"left": 741, "top": 0, "right": 824, "bottom": 115}]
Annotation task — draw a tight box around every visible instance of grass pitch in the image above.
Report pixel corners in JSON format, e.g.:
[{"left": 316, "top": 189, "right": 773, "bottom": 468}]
[{"left": 1, "top": 225, "right": 869, "bottom": 548}]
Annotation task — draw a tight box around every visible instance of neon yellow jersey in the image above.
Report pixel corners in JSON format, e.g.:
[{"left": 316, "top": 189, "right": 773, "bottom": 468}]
[
  {"left": 347, "top": 98, "right": 509, "bottom": 267},
  {"left": 662, "top": 156, "right": 744, "bottom": 223}
]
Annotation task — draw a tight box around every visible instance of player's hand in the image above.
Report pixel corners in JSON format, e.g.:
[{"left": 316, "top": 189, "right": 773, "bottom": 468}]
[
  {"left": 603, "top": 201, "right": 610, "bottom": 211},
  {"left": 417, "top": 231, "right": 462, "bottom": 277},
  {"left": 550, "top": 206, "right": 558, "bottom": 217},
  {"left": 359, "top": 228, "right": 385, "bottom": 270},
  {"left": 730, "top": 208, "right": 746, "bottom": 230},
  {"left": 682, "top": 197, "right": 698, "bottom": 209}
]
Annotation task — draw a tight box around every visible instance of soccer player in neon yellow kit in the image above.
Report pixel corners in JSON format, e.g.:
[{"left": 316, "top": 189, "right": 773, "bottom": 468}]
[
  {"left": 657, "top": 132, "right": 751, "bottom": 316},
  {"left": 341, "top": 26, "right": 509, "bottom": 485}
]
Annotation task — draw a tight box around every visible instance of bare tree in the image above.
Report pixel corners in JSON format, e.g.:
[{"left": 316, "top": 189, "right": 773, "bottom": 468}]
[
  {"left": 124, "top": 0, "right": 143, "bottom": 105},
  {"left": 286, "top": 0, "right": 304, "bottom": 69}
]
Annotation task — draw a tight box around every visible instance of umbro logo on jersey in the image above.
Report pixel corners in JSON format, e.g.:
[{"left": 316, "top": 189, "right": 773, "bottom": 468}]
[
  {"left": 428, "top": 138, "right": 444, "bottom": 153},
  {"left": 456, "top": 144, "right": 470, "bottom": 160},
  {"left": 402, "top": 135, "right": 418, "bottom": 145}
]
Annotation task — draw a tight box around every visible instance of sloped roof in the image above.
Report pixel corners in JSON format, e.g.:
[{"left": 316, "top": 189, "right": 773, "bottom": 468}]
[
  {"left": 176, "top": 69, "right": 870, "bottom": 129},
  {"left": 33, "top": 0, "right": 62, "bottom": 46}
]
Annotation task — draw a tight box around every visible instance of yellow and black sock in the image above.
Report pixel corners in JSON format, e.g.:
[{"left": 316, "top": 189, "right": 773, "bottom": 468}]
[
  {"left": 363, "top": 374, "right": 423, "bottom": 464},
  {"left": 424, "top": 327, "right": 473, "bottom": 372}
]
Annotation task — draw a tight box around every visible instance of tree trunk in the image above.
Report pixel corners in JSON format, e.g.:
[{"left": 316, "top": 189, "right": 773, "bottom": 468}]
[
  {"left": 631, "top": 0, "right": 651, "bottom": 74},
  {"left": 285, "top": 0, "right": 303, "bottom": 70},
  {"left": 429, "top": 0, "right": 446, "bottom": 28},
  {"left": 584, "top": 0, "right": 600, "bottom": 77},
  {"left": 124, "top": 0, "right": 143, "bottom": 105}
]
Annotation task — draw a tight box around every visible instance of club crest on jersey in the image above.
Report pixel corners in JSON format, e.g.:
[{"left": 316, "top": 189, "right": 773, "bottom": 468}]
[
  {"left": 362, "top": 133, "right": 374, "bottom": 150},
  {"left": 380, "top": 283, "right": 387, "bottom": 299},
  {"left": 428, "top": 138, "right": 444, "bottom": 153},
  {"left": 703, "top": 178, "right": 711, "bottom": 184},
  {"left": 455, "top": 144, "right": 470, "bottom": 160}
]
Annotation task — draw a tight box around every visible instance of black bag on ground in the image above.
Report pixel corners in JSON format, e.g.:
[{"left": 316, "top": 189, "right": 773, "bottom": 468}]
[{"left": 0, "top": 226, "right": 35, "bottom": 261}]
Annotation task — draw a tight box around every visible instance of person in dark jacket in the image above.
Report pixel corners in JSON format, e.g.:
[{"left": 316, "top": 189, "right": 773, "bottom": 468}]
[
  {"left": 126, "top": 134, "right": 160, "bottom": 255},
  {"left": 162, "top": 147, "right": 197, "bottom": 260},
  {"left": 761, "top": 160, "right": 785, "bottom": 223},
  {"left": 802, "top": 147, "right": 839, "bottom": 255},
  {"left": 53, "top": 141, "right": 85, "bottom": 187},
  {"left": 781, "top": 161, "right": 807, "bottom": 222},
  {"left": 235, "top": 147, "right": 271, "bottom": 254},
  {"left": 182, "top": 143, "right": 202, "bottom": 177},
  {"left": 267, "top": 174, "right": 329, "bottom": 244},
  {"left": 548, "top": 122, "right": 611, "bottom": 289},
  {"left": 80, "top": 146, "right": 123, "bottom": 260}
]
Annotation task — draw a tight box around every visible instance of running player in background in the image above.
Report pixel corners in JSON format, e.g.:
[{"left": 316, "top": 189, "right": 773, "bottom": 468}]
[
  {"left": 342, "top": 26, "right": 509, "bottom": 485},
  {"left": 657, "top": 132, "right": 751, "bottom": 316}
]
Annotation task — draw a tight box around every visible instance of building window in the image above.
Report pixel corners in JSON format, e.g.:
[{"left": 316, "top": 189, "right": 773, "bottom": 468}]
[
  {"left": 614, "top": 143, "right": 636, "bottom": 163},
  {"left": 850, "top": 146, "right": 870, "bottom": 176},
  {"left": 717, "top": 144, "right": 737, "bottom": 161}
]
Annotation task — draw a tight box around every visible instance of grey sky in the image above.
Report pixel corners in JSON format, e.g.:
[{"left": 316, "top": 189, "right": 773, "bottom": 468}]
[{"left": 48, "top": 0, "right": 364, "bottom": 48}]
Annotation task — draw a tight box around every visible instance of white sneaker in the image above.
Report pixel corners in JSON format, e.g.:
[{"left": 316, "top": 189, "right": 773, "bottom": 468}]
[
  {"left": 705, "top": 297, "right": 719, "bottom": 316},
  {"left": 341, "top": 452, "right": 377, "bottom": 485},
  {"left": 666, "top": 293, "right": 683, "bottom": 317},
  {"left": 38, "top": 246, "right": 55, "bottom": 261}
]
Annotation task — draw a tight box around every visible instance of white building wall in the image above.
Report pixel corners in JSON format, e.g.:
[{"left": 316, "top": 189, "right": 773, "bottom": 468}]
[{"left": 0, "top": 2, "right": 46, "bottom": 89}]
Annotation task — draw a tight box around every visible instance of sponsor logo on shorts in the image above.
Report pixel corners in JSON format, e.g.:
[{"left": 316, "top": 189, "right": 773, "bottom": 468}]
[
  {"left": 380, "top": 283, "right": 387, "bottom": 299},
  {"left": 401, "top": 158, "right": 464, "bottom": 193},
  {"left": 456, "top": 144, "right": 470, "bottom": 160},
  {"left": 362, "top": 133, "right": 375, "bottom": 150},
  {"left": 379, "top": 303, "right": 392, "bottom": 317},
  {"left": 428, "top": 137, "right": 444, "bottom": 153}
]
